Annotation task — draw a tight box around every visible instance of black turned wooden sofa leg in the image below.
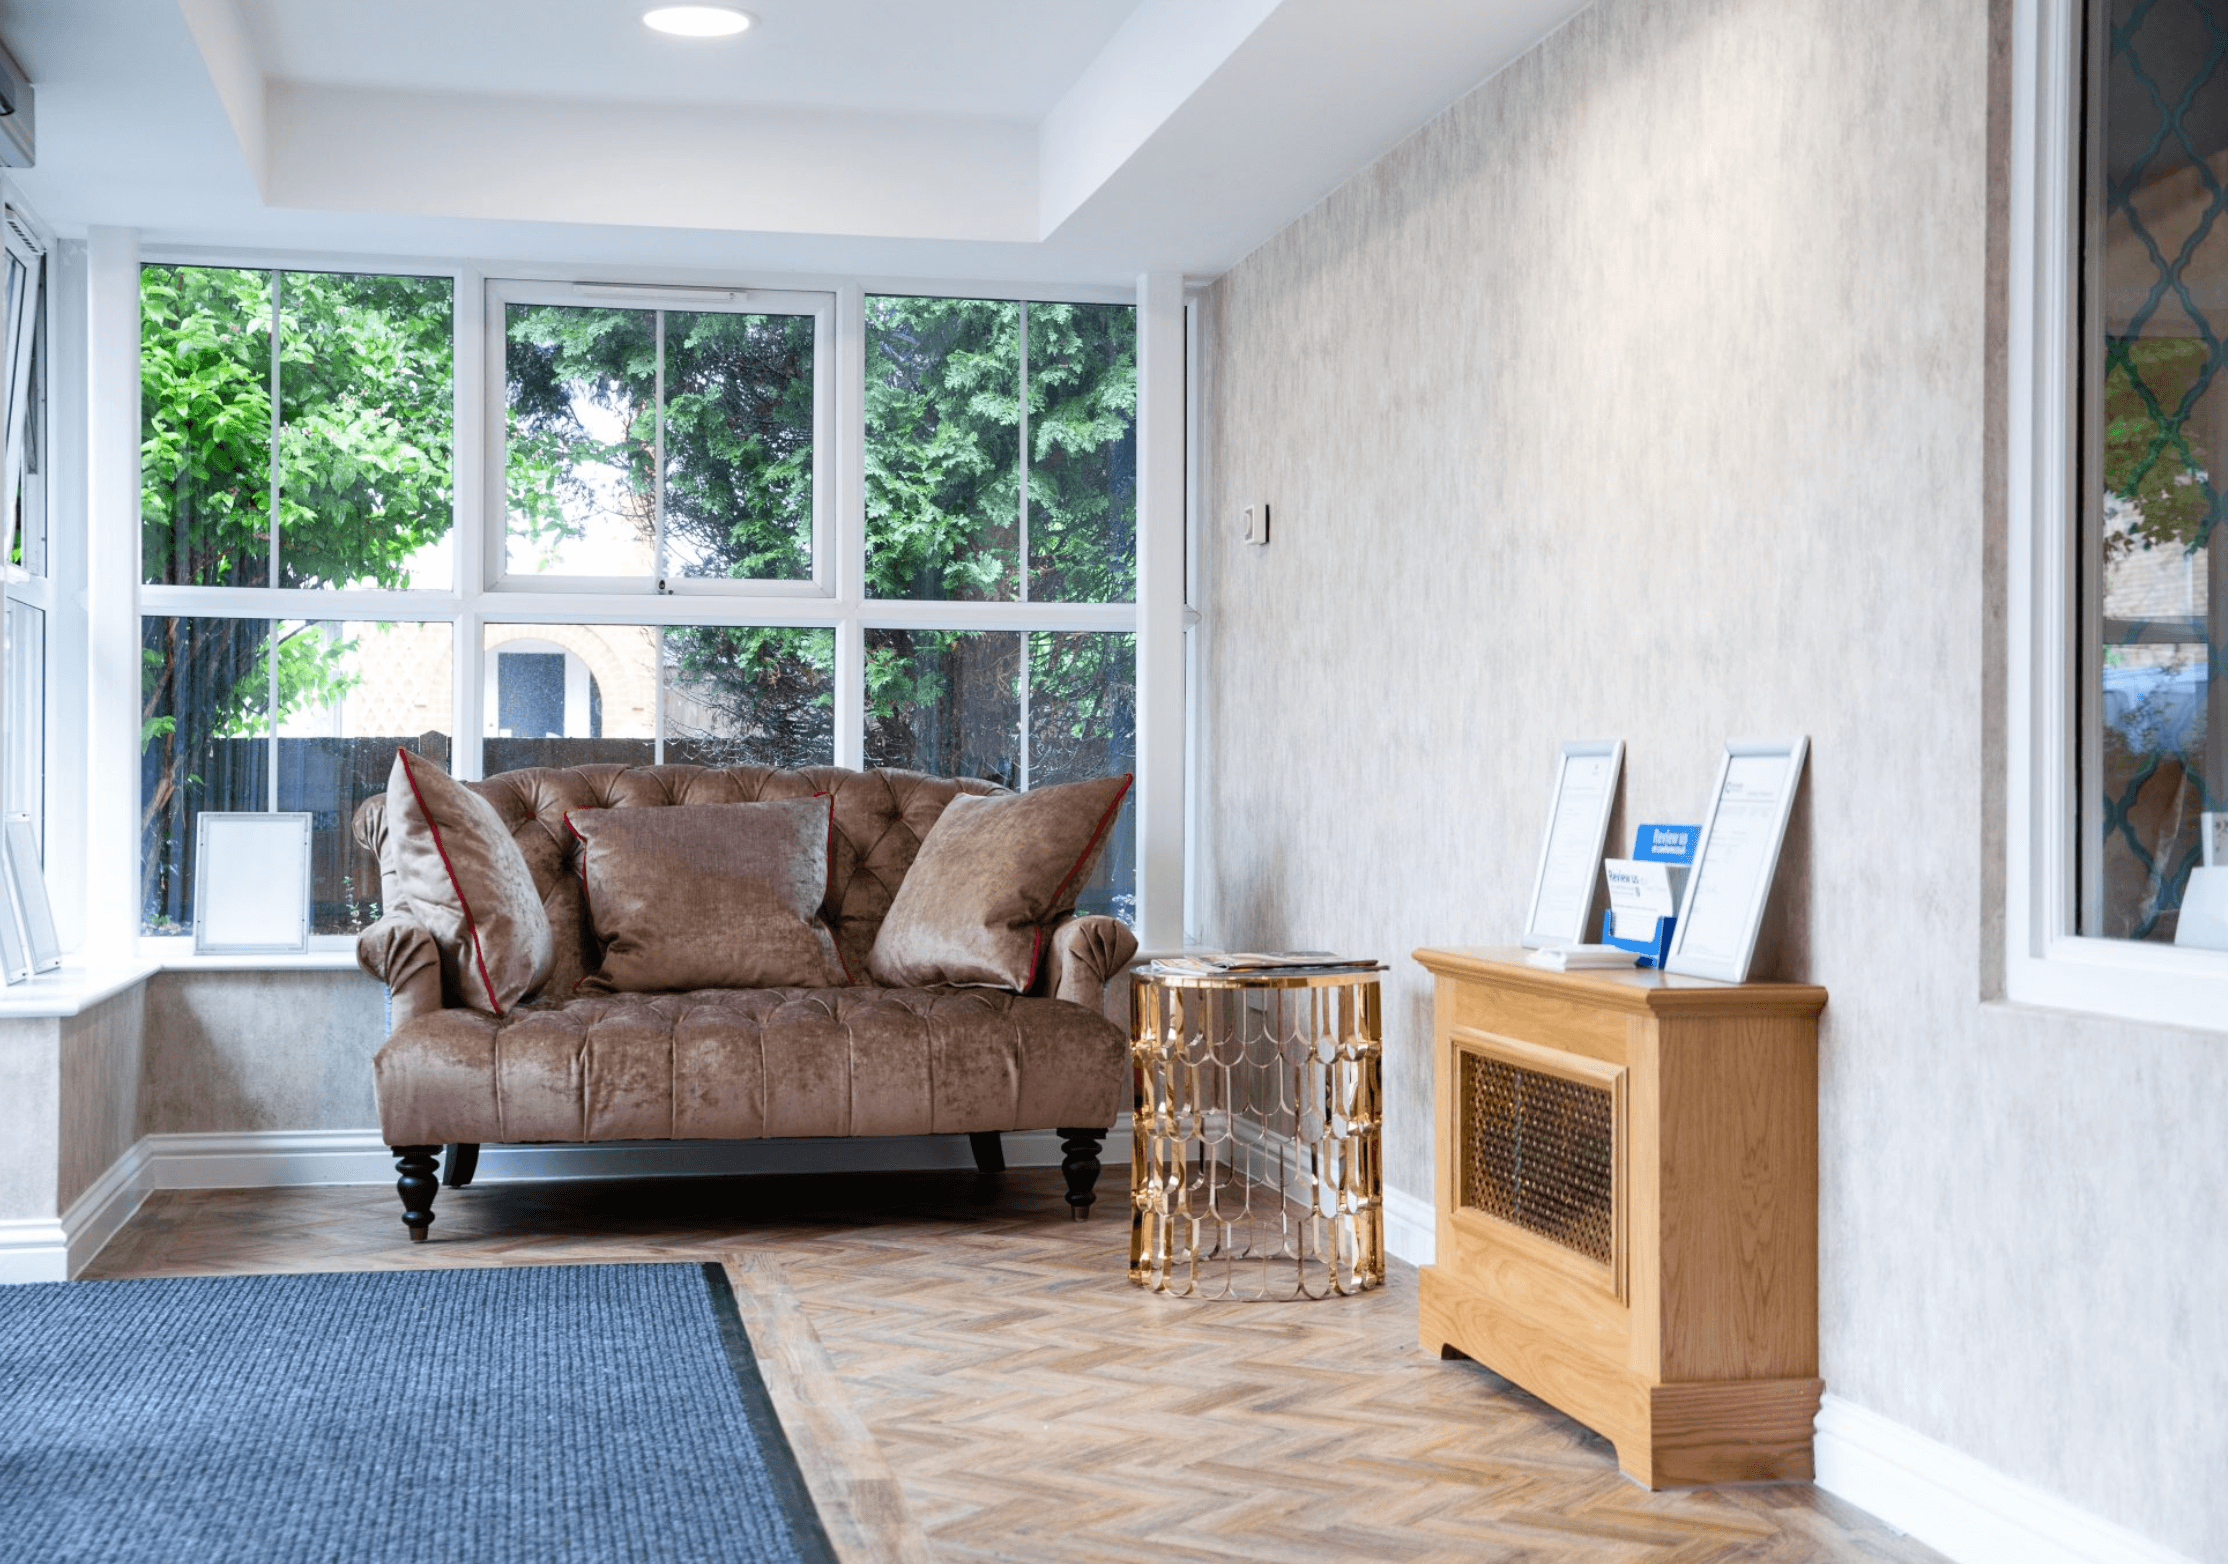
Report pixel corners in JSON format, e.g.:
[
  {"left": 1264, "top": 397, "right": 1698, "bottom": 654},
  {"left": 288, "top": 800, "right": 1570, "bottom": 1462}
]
[
  {"left": 1057, "top": 1128, "right": 1105, "bottom": 1219},
  {"left": 968, "top": 1131, "right": 1006, "bottom": 1175},
  {"left": 442, "top": 1142, "right": 481, "bottom": 1188},
  {"left": 392, "top": 1145, "right": 441, "bottom": 1242}
]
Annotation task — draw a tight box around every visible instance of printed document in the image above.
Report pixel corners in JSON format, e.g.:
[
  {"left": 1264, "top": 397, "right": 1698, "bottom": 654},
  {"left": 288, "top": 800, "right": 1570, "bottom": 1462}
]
[
  {"left": 1532, "top": 753, "right": 1613, "bottom": 940},
  {"left": 1677, "top": 753, "right": 1788, "bottom": 964}
]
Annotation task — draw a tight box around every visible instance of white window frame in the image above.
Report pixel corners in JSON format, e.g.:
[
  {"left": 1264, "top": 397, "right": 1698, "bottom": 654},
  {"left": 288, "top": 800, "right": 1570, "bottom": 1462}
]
[
  {"left": 2005, "top": 0, "right": 2228, "bottom": 1028},
  {"left": 110, "top": 250, "right": 1178, "bottom": 966},
  {"left": 484, "top": 278, "right": 837, "bottom": 600},
  {"left": 0, "top": 200, "right": 54, "bottom": 848}
]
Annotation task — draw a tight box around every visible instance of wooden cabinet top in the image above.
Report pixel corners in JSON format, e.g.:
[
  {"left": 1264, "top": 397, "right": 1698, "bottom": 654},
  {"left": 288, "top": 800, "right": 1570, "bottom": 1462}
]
[{"left": 1411, "top": 946, "right": 1827, "bottom": 1020}]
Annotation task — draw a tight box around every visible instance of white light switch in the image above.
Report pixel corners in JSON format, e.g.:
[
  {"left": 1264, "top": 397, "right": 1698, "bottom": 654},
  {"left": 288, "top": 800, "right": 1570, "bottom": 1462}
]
[{"left": 1242, "top": 502, "right": 1271, "bottom": 545}]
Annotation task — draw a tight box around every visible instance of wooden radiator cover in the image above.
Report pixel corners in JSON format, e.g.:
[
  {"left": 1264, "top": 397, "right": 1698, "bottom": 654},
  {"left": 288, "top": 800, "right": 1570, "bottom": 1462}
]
[{"left": 1415, "top": 947, "right": 1825, "bottom": 1489}]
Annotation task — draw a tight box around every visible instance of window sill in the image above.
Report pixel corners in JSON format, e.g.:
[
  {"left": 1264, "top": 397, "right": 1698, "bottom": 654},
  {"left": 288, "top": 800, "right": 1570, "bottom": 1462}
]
[
  {"left": 2004, "top": 936, "right": 2228, "bottom": 1034},
  {"left": 137, "top": 937, "right": 364, "bottom": 973},
  {"left": 0, "top": 959, "right": 162, "bottom": 1018}
]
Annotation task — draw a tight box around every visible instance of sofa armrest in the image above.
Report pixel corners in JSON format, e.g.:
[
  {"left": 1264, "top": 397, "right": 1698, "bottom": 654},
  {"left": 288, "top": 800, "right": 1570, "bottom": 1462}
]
[
  {"left": 1040, "top": 915, "right": 1139, "bottom": 1010},
  {"left": 357, "top": 909, "right": 445, "bottom": 1031}
]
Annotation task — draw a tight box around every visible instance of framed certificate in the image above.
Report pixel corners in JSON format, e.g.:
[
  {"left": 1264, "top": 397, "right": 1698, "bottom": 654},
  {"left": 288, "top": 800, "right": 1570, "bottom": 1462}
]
[
  {"left": 1521, "top": 740, "right": 1625, "bottom": 948},
  {"left": 193, "top": 812, "right": 314, "bottom": 955},
  {"left": 1665, "top": 737, "right": 1809, "bottom": 983}
]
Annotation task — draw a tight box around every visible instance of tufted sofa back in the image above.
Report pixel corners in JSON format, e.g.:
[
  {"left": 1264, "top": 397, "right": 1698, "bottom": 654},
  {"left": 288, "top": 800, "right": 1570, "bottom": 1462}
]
[{"left": 354, "top": 763, "right": 1005, "bottom": 999}]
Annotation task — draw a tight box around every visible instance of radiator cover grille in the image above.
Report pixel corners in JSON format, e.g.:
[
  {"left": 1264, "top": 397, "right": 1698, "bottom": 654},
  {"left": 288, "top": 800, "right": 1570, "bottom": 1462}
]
[{"left": 1458, "top": 1049, "right": 1615, "bottom": 1266}]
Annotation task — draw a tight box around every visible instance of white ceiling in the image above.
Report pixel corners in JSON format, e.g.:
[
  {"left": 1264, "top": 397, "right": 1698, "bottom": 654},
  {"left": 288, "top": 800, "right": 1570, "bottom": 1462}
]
[
  {"left": 0, "top": 0, "right": 1594, "bottom": 286},
  {"left": 233, "top": 0, "right": 1145, "bottom": 120}
]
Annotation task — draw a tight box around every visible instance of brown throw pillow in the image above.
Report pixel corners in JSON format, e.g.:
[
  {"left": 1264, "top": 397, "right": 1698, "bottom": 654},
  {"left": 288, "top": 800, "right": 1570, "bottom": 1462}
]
[
  {"left": 867, "top": 774, "right": 1132, "bottom": 991},
  {"left": 383, "top": 748, "right": 553, "bottom": 1016},
  {"left": 567, "top": 798, "right": 847, "bottom": 994}
]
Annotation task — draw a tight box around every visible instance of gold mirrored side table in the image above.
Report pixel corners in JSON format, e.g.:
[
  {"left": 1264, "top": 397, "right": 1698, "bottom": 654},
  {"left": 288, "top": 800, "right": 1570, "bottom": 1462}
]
[{"left": 1128, "top": 967, "right": 1385, "bottom": 1300}]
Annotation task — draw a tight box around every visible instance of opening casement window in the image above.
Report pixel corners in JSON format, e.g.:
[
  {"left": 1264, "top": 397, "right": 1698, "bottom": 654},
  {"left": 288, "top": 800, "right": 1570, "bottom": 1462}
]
[
  {"left": 2008, "top": 0, "right": 2228, "bottom": 1024},
  {"left": 488, "top": 282, "right": 834, "bottom": 594},
  {"left": 135, "top": 267, "right": 1150, "bottom": 953},
  {"left": 2, "top": 209, "right": 49, "bottom": 866}
]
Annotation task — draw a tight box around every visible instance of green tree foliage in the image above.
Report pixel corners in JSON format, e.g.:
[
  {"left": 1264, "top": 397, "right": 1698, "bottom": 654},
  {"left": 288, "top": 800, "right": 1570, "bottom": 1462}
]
[
  {"left": 2104, "top": 336, "right": 2216, "bottom": 559},
  {"left": 503, "top": 294, "right": 1137, "bottom": 779},
  {"left": 859, "top": 298, "right": 1135, "bottom": 772},
  {"left": 138, "top": 275, "right": 1137, "bottom": 925},
  {"left": 138, "top": 267, "right": 453, "bottom": 925},
  {"left": 142, "top": 267, "right": 452, "bottom": 591}
]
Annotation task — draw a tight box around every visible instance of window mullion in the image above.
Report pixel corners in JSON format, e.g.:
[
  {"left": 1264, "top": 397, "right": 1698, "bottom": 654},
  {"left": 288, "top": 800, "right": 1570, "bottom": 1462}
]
[
  {"left": 267, "top": 269, "right": 282, "bottom": 810},
  {"left": 456, "top": 265, "right": 487, "bottom": 777},
  {"left": 653, "top": 624, "right": 666, "bottom": 765},
  {"left": 1017, "top": 300, "right": 1029, "bottom": 606},
  {"left": 1016, "top": 304, "right": 1030, "bottom": 791},
  {"left": 835, "top": 618, "right": 865, "bottom": 770},
  {"left": 653, "top": 309, "right": 668, "bottom": 591},
  {"left": 835, "top": 284, "right": 866, "bottom": 770}
]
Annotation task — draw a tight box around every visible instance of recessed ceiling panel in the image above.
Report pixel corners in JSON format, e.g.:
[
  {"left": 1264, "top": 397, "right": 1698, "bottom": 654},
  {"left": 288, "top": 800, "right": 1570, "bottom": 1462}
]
[{"left": 233, "top": 0, "right": 1147, "bottom": 119}]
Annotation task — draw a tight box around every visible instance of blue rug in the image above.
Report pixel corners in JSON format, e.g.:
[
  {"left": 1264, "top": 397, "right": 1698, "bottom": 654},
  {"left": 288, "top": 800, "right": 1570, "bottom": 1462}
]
[{"left": 0, "top": 1262, "right": 836, "bottom": 1564}]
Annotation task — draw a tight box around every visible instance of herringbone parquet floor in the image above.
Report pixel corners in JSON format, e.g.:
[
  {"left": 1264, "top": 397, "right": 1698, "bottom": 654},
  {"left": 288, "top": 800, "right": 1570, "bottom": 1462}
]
[{"left": 87, "top": 1167, "right": 1943, "bottom": 1564}]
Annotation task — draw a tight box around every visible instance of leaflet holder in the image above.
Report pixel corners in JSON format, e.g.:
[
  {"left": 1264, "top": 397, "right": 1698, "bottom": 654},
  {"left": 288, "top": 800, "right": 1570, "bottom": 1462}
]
[{"left": 1599, "top": 822, "right": 1699, "bottom": 969}]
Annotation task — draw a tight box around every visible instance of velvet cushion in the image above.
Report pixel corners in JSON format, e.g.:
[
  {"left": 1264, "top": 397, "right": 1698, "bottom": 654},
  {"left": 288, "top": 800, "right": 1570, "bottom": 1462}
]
[
  {"left": 383, "top": 748, "right": 553, "bottom": 1016},
  {"left": 567, "top": 798, "right": 846, "bottom": 994},
  {"left": 867, "top": 774, "right": 1132, "bottom": 991}
]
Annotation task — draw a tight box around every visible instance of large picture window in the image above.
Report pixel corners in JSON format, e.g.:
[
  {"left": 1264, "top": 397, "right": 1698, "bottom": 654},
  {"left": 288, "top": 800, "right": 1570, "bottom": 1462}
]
[
  {"left": 2076, "top": 0, "right": 2228, "bottom": 943},
  {"left": 139, "top": 266, "right": 458, "bottom": 936},
  {"left": 138, "top": 268, "right": 1144, "bottom": 946}
]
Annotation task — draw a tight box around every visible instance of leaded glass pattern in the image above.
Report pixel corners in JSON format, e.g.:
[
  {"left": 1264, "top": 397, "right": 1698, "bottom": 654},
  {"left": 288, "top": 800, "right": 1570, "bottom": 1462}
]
[{"left": 2085, "top": 0, "right": 2228, "bottom": 939}]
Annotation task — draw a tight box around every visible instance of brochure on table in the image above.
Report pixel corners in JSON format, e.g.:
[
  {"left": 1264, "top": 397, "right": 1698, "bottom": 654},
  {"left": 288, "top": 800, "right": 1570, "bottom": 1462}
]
[
  {"left": 1522, "top": 739, "right": 1624, "bottom": 949},
  {"left": 1665, "top": 738, "right": 1809, "bottom": 984}
]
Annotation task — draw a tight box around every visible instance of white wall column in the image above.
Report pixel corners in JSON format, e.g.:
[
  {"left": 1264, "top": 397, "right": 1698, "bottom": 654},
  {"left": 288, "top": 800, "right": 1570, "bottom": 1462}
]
[
  {"left": 1135, "top": 271, "right": 1186, "bottom": 950},
  {"left": 84, "top": 228, "right": 139, "bottom": 953}
]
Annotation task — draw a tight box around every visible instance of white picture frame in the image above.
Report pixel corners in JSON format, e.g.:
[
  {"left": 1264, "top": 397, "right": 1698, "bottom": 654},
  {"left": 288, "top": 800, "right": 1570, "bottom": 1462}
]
[
  {"left": 1521, "top": 739, "right": 1625, "bottom": 948},
  {"left": 3, "top": 816, "right": 59, "bottom": 973},
  {"left": 0, "top": 862, "right": 26, "bottom": 984},
  {"left": 193, "top": 812, "right": 314, "bottom": 955},
  {"left": 1665, "top": 737, "right": 1809, "bottom": 984}
]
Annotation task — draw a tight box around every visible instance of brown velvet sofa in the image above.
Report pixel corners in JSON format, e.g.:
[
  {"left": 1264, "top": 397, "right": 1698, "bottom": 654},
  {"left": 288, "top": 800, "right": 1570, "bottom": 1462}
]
[{"left": 353, "top": 763, "right": 1139, "bottom": 1241}]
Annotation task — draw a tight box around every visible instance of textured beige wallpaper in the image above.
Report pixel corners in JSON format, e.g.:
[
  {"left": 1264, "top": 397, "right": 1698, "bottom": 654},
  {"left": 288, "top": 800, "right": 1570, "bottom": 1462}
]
[
  {"left": 0, "top": 1017, "right": 58, "bottom": 1220},
  {"left": 1199, "top": 0, "right": 2224, "bottom": 1554},
  {"left": 58, "top": 989, "right": 145, "bottom": 1211},
  {"left": 139, "top": 970, "right": 385, "bottom": 1136}
]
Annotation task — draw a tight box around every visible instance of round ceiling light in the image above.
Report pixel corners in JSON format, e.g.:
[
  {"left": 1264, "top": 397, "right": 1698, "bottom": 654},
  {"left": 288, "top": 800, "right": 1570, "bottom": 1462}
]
[{"left": 642, "top": 6, "right": 754, "bottom": 37}]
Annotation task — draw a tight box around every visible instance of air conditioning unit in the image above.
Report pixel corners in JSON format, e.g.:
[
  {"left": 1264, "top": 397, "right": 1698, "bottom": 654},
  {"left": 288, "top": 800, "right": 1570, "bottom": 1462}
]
[{"left": 0, "top": 39, "right": 33, "bottom": 169}]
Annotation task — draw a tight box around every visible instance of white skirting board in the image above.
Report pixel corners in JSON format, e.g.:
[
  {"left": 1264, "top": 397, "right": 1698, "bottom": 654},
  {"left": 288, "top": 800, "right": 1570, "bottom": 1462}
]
[
  {"left": 0, "top": 1217, "right": 69, "bottom": 1283},
  {"left": 1382, "top": 1184, "right": 1434, "bottom": 1267},
  {"left": 1813, "top": 1394, "right": 2198, "bottom": 1564},
  {"left": 46, "top": 1120, "right": 1131, "bottom": 1283}
]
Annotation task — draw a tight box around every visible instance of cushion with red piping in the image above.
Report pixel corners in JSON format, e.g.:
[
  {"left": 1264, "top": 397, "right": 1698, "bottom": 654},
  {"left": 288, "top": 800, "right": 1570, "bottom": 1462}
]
[
  {"left": 382, "top": 748, "right": 553, "bottom": 1016},
  {"left": 566, "top": 797, "right": 847, "bottom": 994},
  {"left": 866, "top": 774, "right": 1132, "bottom": 992}
]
